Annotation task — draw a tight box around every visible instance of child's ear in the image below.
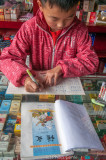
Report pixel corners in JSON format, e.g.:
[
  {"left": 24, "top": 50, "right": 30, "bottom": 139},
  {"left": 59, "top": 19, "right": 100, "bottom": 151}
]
[{"left": 37, "top": 0, "right": 43, "bottom": 12}]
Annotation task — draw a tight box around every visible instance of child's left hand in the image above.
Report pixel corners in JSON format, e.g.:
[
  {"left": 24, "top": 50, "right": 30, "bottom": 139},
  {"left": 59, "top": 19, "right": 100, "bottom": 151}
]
[{"left": 44, "top": 65, "right": 63, "bottom": 86}]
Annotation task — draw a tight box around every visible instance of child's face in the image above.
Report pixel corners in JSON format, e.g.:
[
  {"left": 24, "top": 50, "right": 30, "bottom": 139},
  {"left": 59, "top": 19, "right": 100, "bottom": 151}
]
[{"left": 38, "top": 1, "right": 77, "bottom": 32}]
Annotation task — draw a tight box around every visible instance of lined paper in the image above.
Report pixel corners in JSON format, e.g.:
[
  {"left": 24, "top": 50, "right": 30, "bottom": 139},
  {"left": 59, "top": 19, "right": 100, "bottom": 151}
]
[{"left": 6, "top": 77, "right": 85, "bottom": 95}]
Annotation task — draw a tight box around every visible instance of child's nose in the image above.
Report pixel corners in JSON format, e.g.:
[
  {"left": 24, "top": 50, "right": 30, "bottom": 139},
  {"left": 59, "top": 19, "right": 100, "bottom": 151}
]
[{"left": 57, "top": 21, "right": 65, "bottom": 29}]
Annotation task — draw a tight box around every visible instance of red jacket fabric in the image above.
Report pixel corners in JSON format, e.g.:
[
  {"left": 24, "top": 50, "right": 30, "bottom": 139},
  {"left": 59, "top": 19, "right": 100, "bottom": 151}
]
[{"left": 0, "top": 10, "right": 99, "bottom": 87}]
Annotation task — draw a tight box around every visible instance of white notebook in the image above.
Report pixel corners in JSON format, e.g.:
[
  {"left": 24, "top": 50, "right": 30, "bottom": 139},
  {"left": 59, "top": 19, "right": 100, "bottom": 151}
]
[
  {"left": 21, "top": 100, "right": 104, "bottom": 159},
  {"left": 6, "top": 77, "right": 85, "bottom": 95}
]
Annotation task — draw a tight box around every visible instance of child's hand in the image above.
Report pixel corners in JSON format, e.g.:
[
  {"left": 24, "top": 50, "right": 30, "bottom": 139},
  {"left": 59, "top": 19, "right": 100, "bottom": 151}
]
[
  {"left": 24, "top": 77, "right": 44, "bottom": 92},
  {"left": 44, "top": 65, "right": 63, "bottom": 86}
]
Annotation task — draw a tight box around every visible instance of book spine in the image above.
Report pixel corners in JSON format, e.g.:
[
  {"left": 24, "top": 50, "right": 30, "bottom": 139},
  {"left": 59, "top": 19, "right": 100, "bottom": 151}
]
[
  {"left": 79, "top": 10, "right": 83, "bottom": 21},
  {"left": 79, "top": 0, "right": 83, "bottom": 10},
  {"left": 98, "top": 5, "right": 106, "bottom": 11},
  {"left": 89, "top": 12, "right": 96, "bottom": 23},
  {"left": 89, "top": 0, "right": 95, "bottom": 12},
  {"left": 76, "top": 11, "right": 80, "bottom": 19},
  {"left": 82, "top": 11, "right": 88, "bottom": 22},
  {"left": 86, "top": 11, "right": 91, "bottom": 23},
  {"left": 83, "top": 0, "right": 90, "bottom": 12}
]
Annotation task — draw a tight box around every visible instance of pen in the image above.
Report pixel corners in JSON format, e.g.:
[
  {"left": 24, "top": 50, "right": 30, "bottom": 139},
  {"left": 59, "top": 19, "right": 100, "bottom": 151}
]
[{"left": 26, "top": 69, "right": 39, "bottom": 86}]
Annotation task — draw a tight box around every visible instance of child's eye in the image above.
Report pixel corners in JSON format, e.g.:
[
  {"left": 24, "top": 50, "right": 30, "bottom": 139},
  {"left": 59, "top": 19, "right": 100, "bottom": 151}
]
[
  {"left": 52, "top": 18, "right": 58, "bottom": 21},
  {"left": 67, "top": 14, "right": 74, "bottom": 19},
  {"left": 67, "top": 16, "right": 74, "bottom": 20}
]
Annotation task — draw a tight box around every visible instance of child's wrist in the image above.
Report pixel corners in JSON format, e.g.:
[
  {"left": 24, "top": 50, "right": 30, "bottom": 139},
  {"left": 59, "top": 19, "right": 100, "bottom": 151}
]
[{"left": 56, "top": 65, "right": 63, "bottom": 76}]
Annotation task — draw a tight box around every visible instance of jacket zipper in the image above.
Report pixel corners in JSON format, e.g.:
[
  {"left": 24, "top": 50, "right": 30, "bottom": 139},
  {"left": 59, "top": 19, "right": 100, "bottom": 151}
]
[
  {"left": 37, "top": 23, "right": 75, "bottom": 69},
  {"left": 51, "top": 47, "right": 55, "bottom": 69},
  {"left": 36, "top": 24, "right": 53, "bottom": 69}
]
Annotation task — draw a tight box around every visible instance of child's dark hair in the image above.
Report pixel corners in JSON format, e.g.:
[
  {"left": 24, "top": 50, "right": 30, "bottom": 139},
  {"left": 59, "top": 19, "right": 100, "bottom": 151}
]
[{"left": 40, "top": 0, "right": 79, "bottom": 11}]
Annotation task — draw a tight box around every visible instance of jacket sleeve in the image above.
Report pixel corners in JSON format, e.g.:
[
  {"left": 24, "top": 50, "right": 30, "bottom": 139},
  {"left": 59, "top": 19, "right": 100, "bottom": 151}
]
[
  {"left": 0, "top": 22, "right": 31, "bottom": 87},
  {"left": 56, "top": 27, "right": 99, "bottom": 78}
]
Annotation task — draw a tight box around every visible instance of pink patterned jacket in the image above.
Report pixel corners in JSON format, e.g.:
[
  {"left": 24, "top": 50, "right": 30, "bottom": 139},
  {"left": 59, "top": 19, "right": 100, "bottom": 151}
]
[{"left": 0, "top": 10, "right": 99, "bottom": 87}]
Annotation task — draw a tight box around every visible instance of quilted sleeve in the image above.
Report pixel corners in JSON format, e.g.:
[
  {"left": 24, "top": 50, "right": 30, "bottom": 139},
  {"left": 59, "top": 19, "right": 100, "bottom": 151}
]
[{"left": 57, "top": 27, "right": 99, "bottom": 78}]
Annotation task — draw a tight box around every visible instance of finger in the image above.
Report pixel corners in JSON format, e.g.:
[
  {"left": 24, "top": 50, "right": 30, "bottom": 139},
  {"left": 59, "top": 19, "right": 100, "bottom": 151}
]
[
  {"left": 47, "top": 74, "right": 54, "bottom": 86},
  {"left": 26, "top": 81, "right": 39, "bottom": 92},
  {"left": 31, "top": 81, "right": 39, "bottom": 91},
  {"left": 46, "top": 76, "right": 54, "bottom": 86},
  {"left": 38, "top": 82, "right": 44, "bottom": 91},
  {"left": 39, "top": 82, "right": 44, "bottom": 89},
  {"left": 25, "top": 84, "right": 38, "bottom": 92},
  {"left": 44, "top": 76, "right": 49, "bottom": 86},
  {"left": 54, "top": 74, "right": 58, "bottom": 86},
  {"left": 26, "top": 87, "right": 37, "bottom": 92},
  {"left": 45, "top": 80, "right": 50, "bottom": 87},
  {"left": 48, "top": 76, "right": 53, "bottom": 86}
]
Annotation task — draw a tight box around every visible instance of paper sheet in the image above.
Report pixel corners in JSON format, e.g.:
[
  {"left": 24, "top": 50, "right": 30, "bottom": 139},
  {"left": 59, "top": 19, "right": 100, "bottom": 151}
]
[
  {"left": 6, "top": 77, "right": 85, "bottom": 95},
  {"left": 55, "top": 100, "right": 104, "bottom": 152}
]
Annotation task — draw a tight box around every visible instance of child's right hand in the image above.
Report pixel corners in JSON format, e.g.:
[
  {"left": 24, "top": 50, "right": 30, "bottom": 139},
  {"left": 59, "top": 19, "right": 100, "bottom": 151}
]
[{"left": 24, "top": 77, "right": 44, "bottom": 92}]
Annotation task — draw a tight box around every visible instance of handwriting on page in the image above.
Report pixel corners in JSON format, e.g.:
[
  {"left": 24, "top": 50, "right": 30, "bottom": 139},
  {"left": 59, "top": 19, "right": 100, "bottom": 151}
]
[{"left": 7, "top": 77, "right": 85, "bottom": 95}]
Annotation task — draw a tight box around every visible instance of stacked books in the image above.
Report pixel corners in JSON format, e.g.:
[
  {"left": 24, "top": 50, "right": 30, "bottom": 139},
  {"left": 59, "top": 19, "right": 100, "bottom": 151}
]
[{"left": 76, "top": 0, "right": 96, "bottom": 23}]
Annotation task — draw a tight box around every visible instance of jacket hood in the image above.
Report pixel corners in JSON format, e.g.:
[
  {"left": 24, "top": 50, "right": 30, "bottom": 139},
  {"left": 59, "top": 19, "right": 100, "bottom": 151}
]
[{"left": 36, "top": 9, "right": 80, "bottom": 34}]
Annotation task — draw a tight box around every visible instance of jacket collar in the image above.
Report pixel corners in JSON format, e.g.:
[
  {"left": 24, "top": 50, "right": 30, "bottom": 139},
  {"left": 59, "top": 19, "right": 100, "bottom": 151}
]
[{"left": 36, "top": 9, "right": 49, "bottom": 32}]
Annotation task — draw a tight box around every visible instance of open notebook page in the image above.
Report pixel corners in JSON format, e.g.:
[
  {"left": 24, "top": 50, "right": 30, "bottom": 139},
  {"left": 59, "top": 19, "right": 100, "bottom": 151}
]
[
  {"left": 55, "top": 100, "right": 104, "bottom": 152},
  {"left": 6, "top": 77, "right": 85, "bottom": 95}
]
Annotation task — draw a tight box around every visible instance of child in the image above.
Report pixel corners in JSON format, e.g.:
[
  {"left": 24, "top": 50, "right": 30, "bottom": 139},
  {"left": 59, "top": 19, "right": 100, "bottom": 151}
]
[{"left": 0, "top": 0, "right": 99, "bottom": 92}]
